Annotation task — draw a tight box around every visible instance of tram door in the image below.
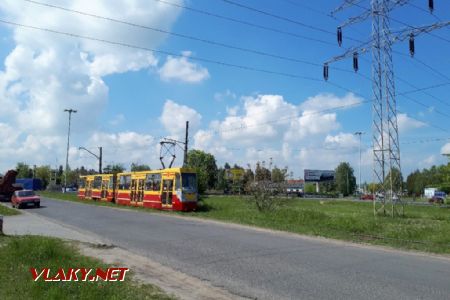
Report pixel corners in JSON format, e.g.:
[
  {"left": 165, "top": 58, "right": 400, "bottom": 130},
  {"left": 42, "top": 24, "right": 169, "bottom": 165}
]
[
  {"left": 130, "top": 179, "right": 137, "bottom": 203},
  {"left": 161, "top": 179, "right": 173, "bottom": 208},
  {"left": 86, "top": 180, "right": 92, "bottom": 199},
  {"left": 137, "top": 179, "right": 144, "bottom": 202},
  {"left": 131, "top": 179, "right": 144, "bottom": 203},
  {"left": 101, "top": 179, "right": 108, "bottom": 200}
]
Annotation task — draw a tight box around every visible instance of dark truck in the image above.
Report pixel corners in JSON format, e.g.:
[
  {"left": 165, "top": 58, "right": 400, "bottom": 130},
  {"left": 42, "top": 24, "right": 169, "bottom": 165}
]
[{"left": 0, "top": 170, "right": 22, "bottom": 202}]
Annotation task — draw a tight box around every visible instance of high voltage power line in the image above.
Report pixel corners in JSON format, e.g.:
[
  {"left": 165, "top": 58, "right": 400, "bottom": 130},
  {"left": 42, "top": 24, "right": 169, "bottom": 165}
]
[
  {"left": 219, "top": 0, "right": 362, "bottom": 42},
  {"left": 0, "top": 19, "right": 326, "bottom": 83},
  {"left": 22, "top": 0, "right": 352, "bottom": 73},
  {"left": 150, "top": 0, "right": 337, "bottom": 46},
  {"left": 3, "top": 3, "right": 449, "bottom": 142}
]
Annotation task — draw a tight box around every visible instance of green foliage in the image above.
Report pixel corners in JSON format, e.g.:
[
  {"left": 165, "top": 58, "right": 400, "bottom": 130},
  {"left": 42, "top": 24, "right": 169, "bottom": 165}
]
[
  {"left": 34, "top": 165, "right": 52, "bottom": 189},
  {"left": 16, "top": 162, "right": 32, "bottom": 178},
  {"left": 130, "top": 163, "right": 151, "bottom": 172},
  {"left": 0, "top": 204, "right": 21, "bottom": 216},
  {"left": 271, "top": 166, "right": 288, "bottom": 183},
  {"left": 186, "top": 150, "right": 218, "bottom": 194},
  {"left": 254, "top": 162, "right": 271, "bottom": 181},
  {"left": 304, "top": 183, "right": 316, "bottom": 193},
  {"left": 385, "top": 167, "right": 403, "bottom": 192},
  {"left": 335, "top": 162, "right": 356, "bottom": 196},
  {"left": 246, "top": 180, "right": 288, "bottom": 212},
  {"left": 405, "top": 163, "right": 450, "bottom": 196},
  {"left": 103, "top": 164, "right": 125, "bottom": 174},
  {"left": 191, "top": 196, "right": 450, "bottom": 254},
  {"left": 216, "top": 168, "right": 230, "bottom": 192},
  {"left": 0, "top": 236, "right": 173, "bottom": 300}
]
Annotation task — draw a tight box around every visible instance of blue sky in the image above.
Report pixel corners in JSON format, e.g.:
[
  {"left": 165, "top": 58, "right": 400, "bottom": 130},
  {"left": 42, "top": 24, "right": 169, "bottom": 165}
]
[{"left": 0, "top": 0, "right": 449, "bottom": 181}]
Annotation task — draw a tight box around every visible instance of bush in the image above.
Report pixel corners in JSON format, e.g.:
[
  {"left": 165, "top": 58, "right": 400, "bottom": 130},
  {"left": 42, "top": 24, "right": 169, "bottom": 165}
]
[{"left": 246, "top": 180, "right": 288, "bottom": 212}]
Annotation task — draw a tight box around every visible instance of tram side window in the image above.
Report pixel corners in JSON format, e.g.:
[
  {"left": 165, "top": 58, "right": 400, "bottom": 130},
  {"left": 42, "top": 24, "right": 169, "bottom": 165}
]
[
  {"left": 79, "top": 179, "right": 86, "bottom": 189},
  {"left": 145, "top": 174, "right": 162, "bottom": 191},
  {"left": 93, "top": 176, "right": 102, "bottom": 189},
  {"left": 119, "top": 175, "right": 131, "bottom": 190}
]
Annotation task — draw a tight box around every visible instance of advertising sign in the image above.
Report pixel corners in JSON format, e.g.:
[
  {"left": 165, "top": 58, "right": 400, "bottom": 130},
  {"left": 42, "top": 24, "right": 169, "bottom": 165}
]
[{"left": 304, "top": 169, "right": 335, "bottom": 182}]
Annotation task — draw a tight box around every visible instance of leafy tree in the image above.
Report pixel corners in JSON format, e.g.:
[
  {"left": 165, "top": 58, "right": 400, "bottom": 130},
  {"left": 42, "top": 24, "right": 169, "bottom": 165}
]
[
  {"left": 186, "top": 150, "right": 218, "bottom": 194},
  {"left": 130, "top": 163, "right": 151, "bottom": 172},
  {"left": 385, "top": 167, "right": 403, "bottom": 193},
  {"left": 243, "top": 168, "right": 254, "bottom": 187},
  {"left": 103, "top": 164, "right": 125, "bottom": 174},
  {"left": 271, "top": 166, "right": 288, "bottom": 183},
  {"left": 35, "top": 165, "right": 52, "bottom": 189},
  {"left": 406, "top": 170, "right": 423, "bottom": 196},
  {"left": 216, "top": 167, "right": 230, "bottom": 192},
  {"left": 255, "top": 162, "right": 271, "bottom": 181},
  {"left": 16, "top": 162, "right": 32, "bottom": 178},
  {"left": 335, "top": 162, "right": 356, "bottom": 196}
]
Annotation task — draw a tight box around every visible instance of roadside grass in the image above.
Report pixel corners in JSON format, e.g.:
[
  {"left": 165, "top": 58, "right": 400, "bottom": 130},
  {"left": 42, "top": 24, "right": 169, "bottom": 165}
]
[
  {"left": 0, "top": 235, "right": 174, "bottom": 300},
  {"left": 39, "top": 191, "right": 450, "bottom": 254},
  {"left": 0, "top": 203, "right": 21, "bottom": 216}
]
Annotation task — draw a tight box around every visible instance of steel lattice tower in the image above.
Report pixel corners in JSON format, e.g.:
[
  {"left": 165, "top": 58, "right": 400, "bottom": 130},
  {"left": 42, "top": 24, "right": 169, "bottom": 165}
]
[{"left": 326, "top": 0, "right": 449, "bottom": 216}]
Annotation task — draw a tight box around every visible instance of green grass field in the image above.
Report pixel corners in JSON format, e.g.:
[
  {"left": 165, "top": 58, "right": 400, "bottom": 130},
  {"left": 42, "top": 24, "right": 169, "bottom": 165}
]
[
  {"left": 0, "top": 203, "right": 21, "bottom": 216},
  {"left": 39, "top": 191, "right": 450, "bottom": 254},
  {"left": 0, "top": 235, "right": 174, "bottom": 300}
]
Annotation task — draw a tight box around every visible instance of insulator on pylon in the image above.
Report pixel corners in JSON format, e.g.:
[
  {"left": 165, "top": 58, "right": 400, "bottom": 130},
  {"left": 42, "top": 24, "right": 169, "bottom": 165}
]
[
  {"left": 353, "top": 52, "right": 358, "bottom": 72},
  {"left": 337, "top": 27, "right": 343, "bottom": 47},
  {"left": 409, "top": 33, "right": 415, "bottom": 57},
  {"left": 323, "top": 63, "right": 329, "bottom": 81},
  {"left": 429, "top": 0, "right": 434, "bottom": 13}
]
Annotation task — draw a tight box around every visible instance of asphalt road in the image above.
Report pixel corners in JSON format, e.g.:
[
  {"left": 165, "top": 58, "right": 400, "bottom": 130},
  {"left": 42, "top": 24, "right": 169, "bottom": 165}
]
[{"left": 27, "top": 197, "right": 450, "bottom": 300}]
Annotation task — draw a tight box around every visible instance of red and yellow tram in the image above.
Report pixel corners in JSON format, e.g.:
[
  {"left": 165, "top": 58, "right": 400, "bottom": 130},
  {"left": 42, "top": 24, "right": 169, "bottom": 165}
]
[{"left": 78, "top": 167, "right": 197, "bottom": 211}]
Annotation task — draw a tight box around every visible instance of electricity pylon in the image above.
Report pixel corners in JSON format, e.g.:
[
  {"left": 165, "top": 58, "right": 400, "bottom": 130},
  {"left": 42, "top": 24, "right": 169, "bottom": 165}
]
[{"left": 325, "top": 0, "right": 449, "bottom": 216}]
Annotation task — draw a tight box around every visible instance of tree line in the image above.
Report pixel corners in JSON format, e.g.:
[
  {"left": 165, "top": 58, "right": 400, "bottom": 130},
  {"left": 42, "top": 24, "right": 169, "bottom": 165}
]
[{"left": 9, "top": 150, "right": 449, "bottom": 197}]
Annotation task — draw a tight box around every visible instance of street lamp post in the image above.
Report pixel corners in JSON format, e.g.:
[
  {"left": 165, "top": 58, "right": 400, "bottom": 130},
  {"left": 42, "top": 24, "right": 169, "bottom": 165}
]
[
  {"left": 79, "top": 146, "right": 103, "bottom": 174},
  {"left": 354, "top": 131, "right": 365, "bottom": 196},
  {"left": 64, "top": 109, "right": 77, "bottom": 192}
]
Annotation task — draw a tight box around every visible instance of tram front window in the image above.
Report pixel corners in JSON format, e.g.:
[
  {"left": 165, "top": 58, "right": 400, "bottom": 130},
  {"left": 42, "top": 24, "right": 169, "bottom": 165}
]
[{"left": 181, "top": 173, "right": 197, "bottom": 193}]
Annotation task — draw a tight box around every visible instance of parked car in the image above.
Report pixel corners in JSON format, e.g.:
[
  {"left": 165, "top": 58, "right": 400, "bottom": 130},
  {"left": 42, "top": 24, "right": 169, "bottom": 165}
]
[
  {"left": 361, "top": 194, "right": 374, "bottom": 200},
  {"left": 429, "top": 196, "right": 444, "bottom": 204},
  {"left": 11, "top": 190, "right": 40, "bottom": 208}
]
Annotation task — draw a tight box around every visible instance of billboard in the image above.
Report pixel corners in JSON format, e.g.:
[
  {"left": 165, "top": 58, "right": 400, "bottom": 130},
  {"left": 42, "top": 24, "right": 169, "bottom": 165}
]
[{"left": 304, "top": 169, "right": 335, "bottom": 182}]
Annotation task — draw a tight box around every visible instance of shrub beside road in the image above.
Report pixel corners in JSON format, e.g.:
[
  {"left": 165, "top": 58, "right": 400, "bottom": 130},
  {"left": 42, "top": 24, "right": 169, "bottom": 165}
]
[{"left": 39, "top": 191, "right": 450, "bottom": 254}]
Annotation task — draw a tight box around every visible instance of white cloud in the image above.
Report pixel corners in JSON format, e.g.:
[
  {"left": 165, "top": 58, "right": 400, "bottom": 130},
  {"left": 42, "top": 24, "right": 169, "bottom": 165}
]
[
  {"left": 160, "top": 100, "right": 202, "bottom": 138},
  {"left": 397, "top": 113, "right": 426, "bottom": 132},
  {"left": 299, "top": 92, "right": 363, "bottom": 112},
  {"left": 109, "top": 114, "right": 125, "bottom": 126},
  {"left": 72, "top": 131, "right": 159, "bottom": 170},
  {"left": 158, "top": 51, "right": 209, "bottom": 83},
  {"left": 192, "top": 93, "right": 367, "bottom": 177},
  {"left": 441, "top": 143, "right": 450, "bottom": 155},
  {"left": 214, "top": 89, "right": 236, "bottom": 102},
  {"left": 0, "top": 0, "right": 183, "bottom": 171}
]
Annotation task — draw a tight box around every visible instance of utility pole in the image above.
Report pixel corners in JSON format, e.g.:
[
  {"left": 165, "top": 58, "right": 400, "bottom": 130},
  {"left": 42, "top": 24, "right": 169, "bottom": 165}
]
[
  {"left": 64, "top": 109, "right": 77, "bottom": 193},
  {"left": 79, "top": 146, "right": 103, "bottom": 174},
  {"left": 184, "top": 121, "right": 189, "bottom": 167},
  {"left": 354, "top": 131, "right": 365, "bottom": 197},
  {"left": 325, "top": 0, "right": 448, "bottom": 216}
]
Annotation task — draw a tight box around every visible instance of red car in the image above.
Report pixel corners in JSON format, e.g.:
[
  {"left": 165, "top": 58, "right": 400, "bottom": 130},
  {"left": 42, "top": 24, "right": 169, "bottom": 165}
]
[
  {"left": 11, "top": 190, "right": 40, "bottom": 208},
  {"left": 361, "top": 194, "right": 374, "bottom": 201}
]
